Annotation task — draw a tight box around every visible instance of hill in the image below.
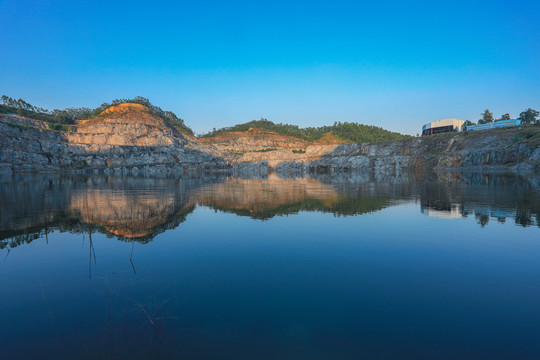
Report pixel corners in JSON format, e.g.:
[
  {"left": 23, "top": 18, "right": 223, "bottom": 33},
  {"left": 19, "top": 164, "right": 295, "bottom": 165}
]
[
  {"left": 0, "top": 95, "right": 194, "bottom": 136},
  {"left": 0, "top": 98, "right": 224, "bottom": 175},
  {"left": 200, "top": 118, "right": 409, "bottom": 144},
  {"left": 69, "top": 102, "right": 189, "bottom": 147},
  {"left": 92, "top": 97, "right": 194, "bottom": 136}
]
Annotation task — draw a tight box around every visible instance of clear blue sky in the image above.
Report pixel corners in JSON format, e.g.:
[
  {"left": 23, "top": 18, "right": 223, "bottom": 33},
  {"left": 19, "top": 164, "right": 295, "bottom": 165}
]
[{"left": 1, "top": 0, "right": 538, "bottom": 135}]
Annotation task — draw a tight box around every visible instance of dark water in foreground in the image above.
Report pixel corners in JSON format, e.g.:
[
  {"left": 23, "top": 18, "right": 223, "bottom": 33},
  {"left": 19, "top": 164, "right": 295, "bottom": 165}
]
[{"left": 1, "top": 172, "right": 540, "bottom": 359}]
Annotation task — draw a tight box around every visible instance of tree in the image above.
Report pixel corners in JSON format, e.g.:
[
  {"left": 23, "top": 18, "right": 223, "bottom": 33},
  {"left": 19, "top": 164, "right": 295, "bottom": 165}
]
[
  {"left": 518, "top": 108, "right": 539, "bottom": 124},
  {"left": 478, "top": 109, "right": 494, "bottom": 124},
  {"left": 1, "top": 95, "right": 14, "bottom": 107},
  {"left": 52, "top": 110, "right": 73, "bottom": 124},
  {"left": 500, "top": 113, "right": 511, "bottom": 120},
  {"left": 463, "top": 120, "right": 474, "bottom": 130}
]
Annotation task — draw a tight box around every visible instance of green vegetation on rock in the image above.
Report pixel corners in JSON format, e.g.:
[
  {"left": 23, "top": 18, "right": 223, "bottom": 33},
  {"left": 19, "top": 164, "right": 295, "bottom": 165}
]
[
  {"left": 251, "top": 148, "right": 277, "bottom": 152},
  {"left": 1, "top": 95, "right": 194, "bottom": 135},
  {"left": 201, "top": 118, "right": 410, "bottom": 143}
]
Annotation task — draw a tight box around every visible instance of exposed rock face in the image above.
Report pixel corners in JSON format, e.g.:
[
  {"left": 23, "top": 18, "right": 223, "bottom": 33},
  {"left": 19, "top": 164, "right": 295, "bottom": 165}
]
[
  {"left": 231, "top": 129, "right": 540, "bottom": 173},
  {"left": 68, "top": 103, "right": 187, "bottom": 147},
  {"left": 0, "top": 107, "right": 227, "bottom": 176},
  {"left": 198, "top": 128, "right": 347, "bottom": 152},
  {"left": 197, "top": 128, "right": 308, "bottom": 152},
  {"left": 1, "top": 107, "right": 539, "bottom": 176}
]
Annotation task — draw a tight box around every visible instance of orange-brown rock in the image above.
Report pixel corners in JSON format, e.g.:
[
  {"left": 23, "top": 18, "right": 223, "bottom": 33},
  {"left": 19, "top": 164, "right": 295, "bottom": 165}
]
[
  {"left": 194, "top": 173, "right": 339, "bottom": 214},
  {"left": 70, "top": 187, "right": 179, "bottom": 239},
  {"left": 197, "top": 128, "right": 307, "bottom": 151},
  {"left": 1, "top": 105, "right": 540, "bottom": 175},
  {"left": 68, "top": 103, "right": 187, "bottom": 147}
]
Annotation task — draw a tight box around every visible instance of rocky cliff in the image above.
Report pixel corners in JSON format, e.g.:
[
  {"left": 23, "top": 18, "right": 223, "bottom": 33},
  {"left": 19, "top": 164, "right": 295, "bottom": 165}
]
[
  {"left": 201, "top": 125, "right": 540, "bottom": 173},
  {"left": 0, "top": 104, "right": 226, "bottom": 176},
  {"left": 68, "top": 103, "right": 187, "bottom": 147},
  {"left": 1, "top": 104, "right": 539, "bottom": 175},
  {"left": 277, "top": 129, "right": 540, "bottom": 174}
]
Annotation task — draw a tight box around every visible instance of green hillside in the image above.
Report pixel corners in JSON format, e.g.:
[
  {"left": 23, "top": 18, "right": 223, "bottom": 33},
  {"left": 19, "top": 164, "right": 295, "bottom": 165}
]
[{"left": 200, "top": 118, "right": 410, "bottom": 143}]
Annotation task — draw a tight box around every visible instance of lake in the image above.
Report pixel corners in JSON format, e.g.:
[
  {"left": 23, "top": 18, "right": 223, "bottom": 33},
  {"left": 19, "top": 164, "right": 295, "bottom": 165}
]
[{"left": 1, "top": 171, "right": 539, "bottom": 359}]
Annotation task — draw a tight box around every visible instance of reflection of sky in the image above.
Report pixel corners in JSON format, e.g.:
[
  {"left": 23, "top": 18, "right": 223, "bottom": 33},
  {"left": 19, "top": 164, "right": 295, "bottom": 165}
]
[{"left": 1, "top": 203, "right": 540, "bottom": 358}]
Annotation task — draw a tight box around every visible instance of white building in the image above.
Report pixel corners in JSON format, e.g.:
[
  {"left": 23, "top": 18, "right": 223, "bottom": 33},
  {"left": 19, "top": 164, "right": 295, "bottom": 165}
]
[{"left": 422, "top": 118, "right": 465, "bottom": 136}]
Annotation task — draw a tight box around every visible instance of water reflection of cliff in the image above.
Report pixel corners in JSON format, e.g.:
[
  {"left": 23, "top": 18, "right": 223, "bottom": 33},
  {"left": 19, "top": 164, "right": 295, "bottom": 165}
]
[
  {"left": 70, "top": 183, "right": 190, "bottom": 240},
  {"left": 0, "top": 175, "right": 205, "bottom": 246},
  {"left": 1, "top": 171, "right": 539, "bottom": 248},
  {"left": 192, "top": 173, "right": 397, "bottom": 219}
]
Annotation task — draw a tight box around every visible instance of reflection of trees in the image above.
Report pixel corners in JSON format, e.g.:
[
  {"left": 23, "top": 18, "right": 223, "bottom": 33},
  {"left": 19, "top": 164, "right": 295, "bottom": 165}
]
[
  {"left": 475, "top": 214, "right": 490, "bottom": 228},
  {"left": 0, "top": 171, "right": 539, "bottom": 251},
  {"left": 204, "top": 196, "right": 392, "bottom": 220},
  {"left": 193, "top": 174, "right": 399, "bottom": 220},
  {"left": 516, "top": 210, "right": 535, "bottom": 227},
  {"left": 418, "top": 172, "right": 540, "bottom": 228}
]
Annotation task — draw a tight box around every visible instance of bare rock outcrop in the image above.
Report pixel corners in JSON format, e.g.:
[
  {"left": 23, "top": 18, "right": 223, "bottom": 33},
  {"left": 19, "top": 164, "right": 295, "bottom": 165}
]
[
  {"left": 225, "top": 128, "right": 540, "bottom": 174},
  {"left": 1, "top": 105, "right": 539, "bottom": 176},
  {"left": 67, "top": 103, "right": 187, "bottom": 147},
  {"left": 0, "top": 105, "right": 227, "bottom": 176}
]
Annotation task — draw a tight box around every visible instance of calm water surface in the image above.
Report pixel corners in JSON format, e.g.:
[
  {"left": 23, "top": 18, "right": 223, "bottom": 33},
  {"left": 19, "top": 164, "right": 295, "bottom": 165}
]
[{"left": 1, "top": 172, "right": 539, "bottom": 359}]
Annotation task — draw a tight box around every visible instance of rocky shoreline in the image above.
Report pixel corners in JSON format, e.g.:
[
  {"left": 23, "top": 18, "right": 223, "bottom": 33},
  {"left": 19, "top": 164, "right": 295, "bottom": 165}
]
[{"left": 1, "top": 112, "right": 539, "bottom": 177}]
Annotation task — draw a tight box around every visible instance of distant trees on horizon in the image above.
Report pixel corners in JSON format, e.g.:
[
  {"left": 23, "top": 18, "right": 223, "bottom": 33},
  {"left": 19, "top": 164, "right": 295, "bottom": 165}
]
[{"left": 465, "top": 108, "right": 539, "bottom": 126}]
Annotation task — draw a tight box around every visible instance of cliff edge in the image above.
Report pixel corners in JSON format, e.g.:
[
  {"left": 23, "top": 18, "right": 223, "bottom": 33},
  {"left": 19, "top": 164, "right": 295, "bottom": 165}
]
[
  {"left": 0, "top": 103, "right": 225, "bottom": 176},
  {"left": 1, "top": 105, "right": 539, "bottom": 175}
]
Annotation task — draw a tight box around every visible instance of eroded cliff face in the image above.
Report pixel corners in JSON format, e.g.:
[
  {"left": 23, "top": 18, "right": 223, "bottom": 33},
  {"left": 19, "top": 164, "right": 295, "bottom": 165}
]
[
  {"left": 197, "top": 128, "right": 307, "bottom": 151},
  {"left": 0, "top": 105, "right": 226, "bottom": 176},
  {"left": 68, "top": 103, "right": 186, "bottom": 148},
  {"left": 195, "top": 129, "right": 346, "bottom": 164},
  {"left": 224, "top": 128, "right": 540, "bottom": 173},
  {"left": 1, "top": 106, "right": 539, "bottom": 175}
]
